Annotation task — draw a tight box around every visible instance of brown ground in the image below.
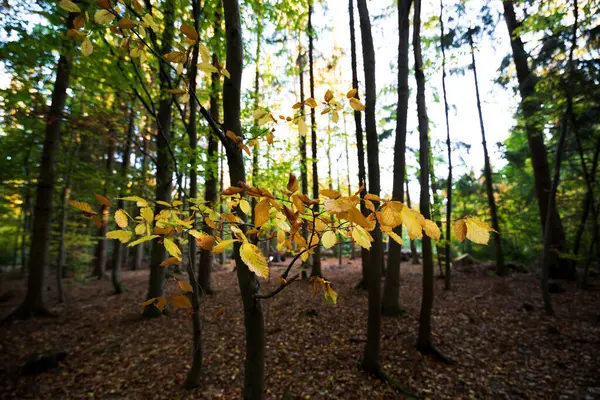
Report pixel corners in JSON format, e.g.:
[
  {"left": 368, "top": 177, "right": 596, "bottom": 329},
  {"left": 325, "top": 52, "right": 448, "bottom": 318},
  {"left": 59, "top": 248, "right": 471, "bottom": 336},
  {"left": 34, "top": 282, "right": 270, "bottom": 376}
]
[{"left": 0, "top": 259, "right": 599, "bottom": 399}]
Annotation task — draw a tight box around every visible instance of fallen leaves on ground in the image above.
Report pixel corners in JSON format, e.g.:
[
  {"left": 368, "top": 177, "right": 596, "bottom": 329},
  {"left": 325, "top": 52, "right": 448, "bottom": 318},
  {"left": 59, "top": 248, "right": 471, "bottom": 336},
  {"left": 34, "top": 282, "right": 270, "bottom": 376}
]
[{"left": 0, "top": 259, "right": 599, "bottom": 399}]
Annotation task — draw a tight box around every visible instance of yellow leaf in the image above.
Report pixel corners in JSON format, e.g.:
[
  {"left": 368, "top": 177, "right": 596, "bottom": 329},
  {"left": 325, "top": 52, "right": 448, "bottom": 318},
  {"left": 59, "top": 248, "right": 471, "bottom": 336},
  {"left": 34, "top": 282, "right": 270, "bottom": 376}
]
[
  {"left": 346, "top": 88, "right": 358, "bottom": 98},
  {"left": 106, "top": 230, "right": 132, "bottom": 243},
  {"left": 120, "top": 196, "right": 148, "bottom": 207},
  {"left": 177, "top": 280, "right": 194, "bottom": 293},
  {"left": 127, "top": 234, "right": 159, "bottom": 247},
  {"left": 179, "top": 23, "right": 198, "bottom": 41},
  {"left": 377, "top": 206, "right": 402, "bottom": 228},
  {"left": 172, "top": 200, "right": 183, "bottom": 207},
  {"left": 304, "top": 98, "right": 317, "bottom": 108},
  {"left": 163, "top": 238, "right": 182, "bottom": 260},
  {"left": 170, "top": 294, "right": 192, "bottom": 309},
  {"left": 141, "top": 297, "right": 157, "bottom": 306},
  {"left": 154, "top": 296, "right": 167, "bottom": 311},
  {"left": 254, "top": 199, "right": 270, "bottom": 228},
  {"left": 134, "top": 223, "right": 145, "bottom": 235},
  {"left": 388, "top": 230, "right": 404, "bottom": 245},
  {"left": 94, "top": 9, "right": 115, "bottom": 24},
  {"left": 365, "top": 199, "right": 375, "bottom": 212},
  {"left": 291, "top": 194, "right": 305, "bottom": 214},
  {"left": 240, "top": 243, "right": 269, "bottom": 279},
  {"left": 197, "top": 234, "right": 216, "bottom": 251},
  {"left": 454, "top": 219, "right": 467, "bottom": 241},
  {"left": 118, "top": 18, "right": 137, "bottom": 29},
  {"left": 221, "top": 68, "right": 230, "bottom": 79},
  {"left": 298, "top": 118, "right": 307, "bottom": 137},
  {"left": 322, "top": 231, "right": 337, "bottom": 249},
  {"left": 198, "top": 43, "right": 210, "bottom": 63},
  {"left": 81, "top": 38, "right": 93, "bottom": 57},
  {"left": 323, "top": 282, "right": 337, "bottom": 305},
  {"left": 160, "top": 257, "right": 180, "bottom": 266},
  {"left": 222, "top": 186, "right": 244, "bottom": 196},
  {"left": 212, "top": 239, "right": 238, "bottom": 254},
  {"left": 402, "top": 208, "right": 423, "bottom": 240},
  {"left": 94, "top": 193, "right": 112, "bottom": 207},
  {"left": 188, "top": 229, "right": 203, "bottom": 239},
  {"left": 332, "top": 110, "right": 339, "bottom": 123},
  {"left": 463, "top": 218, "right": 494, "bottom": 244},
  {"left": 239, "top": 199, "right": 251, "bottom": 215},
  {"left": 320, "top": 189, "right": 341, "bottom": 199},
  {"left": 253, "top": 108, "right": 269, "bottom": 120},
  {"left": 69, "top": 199, "right": 95, "bottom": 214},
  {"left": 115, "top": 209, "right": 128, "bottom": 228},
  {"left": 364, "top": 193, "right": 381, "bottom": 202},
  {"left": 324, "top": 89, "right": 333, "bottom": 102},
  {"left": 141, "top": 207, "right": 154, "bottom": 222},
  {"left": 198, "top": 62, "right": 219, "bottom": 74},
  {"left": 324, "top": 196, "right": 359, "bottom": 213},
  {"left": 352, "top": 226, "right": 372, "bottom": 249},
  {"left": 277, "top": 229, "right": 286, "bottom": 244},
  {"left": 349, "top": 97, "right": 365, "bottom": 111},
  {"left": 423, "top": 220, "right": 441, "bottom": 239},
  {"left": 59, "top": 0, "right": 81, "bottom": 12}
]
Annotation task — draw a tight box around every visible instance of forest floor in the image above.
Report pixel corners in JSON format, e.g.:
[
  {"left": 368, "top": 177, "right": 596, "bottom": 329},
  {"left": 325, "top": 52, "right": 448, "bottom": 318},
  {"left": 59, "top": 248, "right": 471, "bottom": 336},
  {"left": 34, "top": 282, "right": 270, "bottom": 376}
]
[{"left": 1, "top": 258, "right": 599, "bottom": 399}]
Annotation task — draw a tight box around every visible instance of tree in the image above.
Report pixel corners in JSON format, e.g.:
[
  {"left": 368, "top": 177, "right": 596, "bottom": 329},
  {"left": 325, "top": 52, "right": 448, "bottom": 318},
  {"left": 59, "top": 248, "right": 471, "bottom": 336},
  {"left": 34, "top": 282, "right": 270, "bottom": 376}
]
[
  {"left": 381, "top": 0, "right": 412, "bottom": 316},
  {"left": 93, "top": 138, "right": 114, "bottom": 280}
]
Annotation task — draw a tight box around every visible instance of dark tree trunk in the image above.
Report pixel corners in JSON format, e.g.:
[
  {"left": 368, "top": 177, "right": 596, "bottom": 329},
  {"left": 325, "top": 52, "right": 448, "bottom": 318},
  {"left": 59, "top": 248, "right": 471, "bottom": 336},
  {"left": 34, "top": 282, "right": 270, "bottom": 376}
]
[
  {"left": 299, "top": 47, "right": 308, "bottom": 197},
  {"left": 349, "top": 0, "right": 368, "bottom": 289},
  {"left": 440, "top": 0, "right": 452, "bottom": 290},
  {"left": 382, "top": 0, "right": 412, "bottom": 317},
  {"left": 468, "top": 31, "right": 506, "bottom": 276},
  {"left": 7, "top": 14, "right": 75, "bottom": 320},
  {"left": 405, "top": 179, "right": 419, "bottom": 264},
  {"left": 429, "top": 151, "right": 444, "bottom": 277},
  {"left": 502, "top": 1, "right": 573, "bottom": 280},
  {"left": 357, "top": 0, "right": 383, "bottom": 374},
  {"left": 572, "top": 138, "right": 599, "bottom": 257},
  {"left": 308, "top": 1, "right": 322, "bottom": 278},
  {"left": 223, "top": 1, "right": 265, "bottom": 398},
  {"left": 143, "top": 0, "right": 175, "bottom": 318},
  {"left": 93, "top": 139, "right": 114, "bottom": 280},
  {"left": 111, "top": 106, "right": 134, "bottom": 294},
  {"left": 132, "top": 134, "right": 148, "bottom": 270}
]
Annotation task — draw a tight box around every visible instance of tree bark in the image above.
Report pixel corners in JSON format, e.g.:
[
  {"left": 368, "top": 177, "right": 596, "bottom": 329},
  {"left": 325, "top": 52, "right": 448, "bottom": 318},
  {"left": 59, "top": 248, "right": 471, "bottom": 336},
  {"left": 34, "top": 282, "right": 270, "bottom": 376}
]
[
  {"left": 349, "top": 0, "right": 368, "bottom": 289},
  {"left": 502, "top": 1, "right": 573, "bottom": 280},
  {"left": 357, "top": 0, "right": 383, "bottom": 374},
  {"left": 381, "top": 0, "right": 412, "bottom": 317},
  {"left": 7, "top": 14, "right": 76, "bottom": 320},
  {"left": 132, "top": 134, "right": 148, "bottom": 270},
  {"left": 468, "top": 31, "right": 506, "bottom": 276},
  {"left": 223, "top": 1, "right": 265, "bottom": 398},
  {"left": 143, "top": 0, "right": 175, "bottom": 318},
  {"left": 405, "top": 179, "right": 419, "bottom": 264},
  {"left": 93, "top": 138, "right": 114, "bottom": 280}
]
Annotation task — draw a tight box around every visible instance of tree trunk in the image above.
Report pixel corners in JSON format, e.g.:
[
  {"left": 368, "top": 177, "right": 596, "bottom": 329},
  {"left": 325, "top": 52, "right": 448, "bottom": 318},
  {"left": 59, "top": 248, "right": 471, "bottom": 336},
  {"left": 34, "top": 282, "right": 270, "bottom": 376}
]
[
  {"left": 111, "top": 106, "right": 134, "bottom": 294},
  {"left": 414, "top": 0, "right": 436, "bottom": 354},
  {"left": 440, "top": 0, "right": 452, "bottom": 290},
  {"left": 349, "top": 0, "right": 368, "bottom": 289},
  {"left": 7, "top": 14, "right": 75, "bottom": 320},
  {"left": 343, "top": 114, "right": 356, "bottom": 260},
  {"left": 223, "top": 1, "right": 265, "bottom": 398},
  {"left": 132, "top": 134, "right": 149, "bottom": 270},
  {"left": 143, "top": 0, "right": 175, "bottom": 318},
  {"left": 93, "top": 139, "right": 114, "bottom": 280},
  {"left": 381, "top": 0, "right": 411, "bottom": 317},
  {"left": 468, "top": 31, "right": 506, "bottom": 276},
  {"left": 308, "top": 1, "right": 322, "bottom": 278},
  {"left": 502, "top": 1, "right": 573, "bottom": 280},
  {"left": 357, "top": 0, "right": 383, "bottom": 374},
  {"left": 405, "top": 179, "right": 419, "bottom": 264}
]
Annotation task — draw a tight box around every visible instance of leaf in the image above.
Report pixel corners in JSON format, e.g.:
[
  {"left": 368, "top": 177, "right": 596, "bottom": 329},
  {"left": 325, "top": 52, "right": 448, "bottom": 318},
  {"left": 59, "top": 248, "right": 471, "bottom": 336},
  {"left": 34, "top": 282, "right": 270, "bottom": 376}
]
[
  {"left": 349, "top": 97, "right": 365, "bottom": 111},
  {"left": 106, "top": 230, "right": 132, "bottom": 243},
  {"left": 73, "top": 14, "right": 86, "bottom": 29},
  {"left": 141, "top": 207, "right": 154, "bottom": 222},
  {"left": 118, "top": 18, "right": 136, "bottom": 29},
  {"left": 240, "top": 243, "right": 269, "bottom": 279},
  {"left": 454, "top": 219, "right": 467, "bottom": 241},
  {"left": 322, "top": 231, "right": 337, "bottom": 249},
  {"left": 324, "top": 89, "right": 333, "bottom": 102},
  {"left": 222, "top": 186, "right": 244, "bottom": 196},
  {"left": 320, "top": 189, "right": 341, "bottom": 199},
  {"left": 81, "top": 38, "right": 93, "bottom": 57},
  {"left": 323, "top": 282, "right": 337, "bottom": 305},
  {"left": 69, "top": 199, "right": 95, "bottom": 214},
  {"left": 127, "top": 235, "right": 159, "bottom": 247},
  {"left": 59, "top": 0, "right": 81, "bottom": 12},
  {"left": 377, "top": 206, "right": 402, "bottom": 228},
  {"left": 252, "top": 108, "right": 269, "bottom": 120},
  {"left": 142, "top": 296, "right": 167, "bottom": 311},
  {"left": 298, "top": 118, "right": 307, "bottom": 137},
  {"left": 94, "top": 193, "right": 112, "bottom": 207},
  {"left": 177, "top": 280, "right": 194, "bottom": 293},
  {"left": 352, "top": 226, "right": 372, "bottom": 249},
  {"left": 212, "top": 239, "right": 238, "bottom": 254},
  {"left": 286, "top": 173, "right": 299, "bottom": 193},
  {"left": 346, "top": 88, "right": 358, "bottom": 98},
  {"left": 254, "top": 199, "right": 270, "bottom": 228},
  {"left": 198, "top": 43, "right": 210, "bottom": 63},
  {"left": 324, "top": 196, "right": 358, "bottom": 213},
  {"left": 198, "top": 62, "right": 219, "bottom": 73},
  {"left": 197, "top": 235, "right": 216, "bottom": 251},
  {"left": 402, "top": 208, "right": 423, "bottom": 240},
  {"left": 423, "top": 220, "right": 441, "bottom": 239},
  {"left": 464, "top": 218, "right": 495, "bottom": 244},
  {"left": 92, "top": 214, "right": 103, "bottom": 229},
  {"left": 135, "top": 223, "right": 146, "bottom": 235},
  {"left": 304, "top": 98, "right": 317, "bottom": 108},
  {"left": 120, "top": 196, "right": 148, "bottom": 207},
  {"left": 160, "top": 257, "right": 180, "bottom": 266},
  {"left": 115, "top": 209, "right": 128, "bottom": 228},
  {"left": 163, "top": 238, "right": 182, "bottom": 260},
  {"left": 94, "top": 9, "right": 115, "bottom": 24},
  {"left": 239, "top": 199, "right": 251, "bottom": 215},
  {"left": 179, "top": 23, "right": 198, "bottom": 41},
  {"left": 170, "top": 294, "right": 192, "bottom": 309},
  {"left": 364, "top": 194, "right": 381, "bottom": 202},
  {"left": 388, "top": 230, "right": 404, "bottom": 245}
]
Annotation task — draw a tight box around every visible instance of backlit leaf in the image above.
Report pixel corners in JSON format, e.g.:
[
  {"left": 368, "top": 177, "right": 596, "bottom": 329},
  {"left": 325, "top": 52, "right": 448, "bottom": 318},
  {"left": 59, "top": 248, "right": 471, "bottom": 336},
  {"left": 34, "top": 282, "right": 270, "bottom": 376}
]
[
  {"left": 304, "top": 98, "right": 317, "bottom": 108},
  {"left": 454, "top": 219, "right": 467, "bottom": 241},
  {"left": 179, "top": 23, "right": 198, "bottom": 41},
  {"left": 198, "top": 62, "right": 219, "bottom": 73},
  {"left": 81, "top": 38, "right": 93, "bottom": 57},
  {"left": 423, "top": 219, "right": 441, "bottom": 239},
  {"left": 115, "top": 209, "right": 128, "bottom": 228},
  {"left": 163, "top": 238, "right": 182, "bottom": 260},
  {"left": 106, "top": 230, "right": 132, "bottom": 243},
  {"left": 127, "top": 235, "right": 159, "bottom": 247},
  {"left": 322, "top": 231, "right": 337, "bottom": 249},
  {"left": 239, "top": 199, "right": 251, "bottom": 215},
  {"left": 240, "top": 243, "right": 269, "bottom": 279},
  {"left": 349, "top": 97, "right": 365, "bottom": 111},
  {"left": 212, "top": 239, "right": 238, "bottom": 254},
  {"left": 94, "top": 193, "right": 112, "bottom": 207},
  {"left": 69, "top": 200, "right": 95, "bottom": 214},
  {"left": 59, "top": 0, "right": 81, "bottom": 12},
  {"left": 352, "top": 226, "right": 372, "bottom": 249},
  {"left": 141, "top": 207, "right": 154, "bottom": 222},
  {"left": 346, "top": 88, "right": 358, "bottom": 98},
  {"left": 254, "top": 199, "right": 270, "bottom": 228},
  {"left": 120, "top": 196, "right": 148, "bottom": 207},
  {"left": 94, "top": 9, "right": 115, "bottom": 24},
  {"left": 388, "top": 230, "right": 404, "bottom": 245}
]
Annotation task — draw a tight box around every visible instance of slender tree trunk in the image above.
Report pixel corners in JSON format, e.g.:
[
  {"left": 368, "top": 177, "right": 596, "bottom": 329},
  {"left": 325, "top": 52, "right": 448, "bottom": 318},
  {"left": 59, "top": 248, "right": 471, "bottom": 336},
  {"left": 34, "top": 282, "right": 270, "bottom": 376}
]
[
  {"left": 502, "top": 1, "right": 573, "bottom": 280},
  {"left": 429, "top": 152, "right": 444, "bottom": 277},
  {"left": 440, "top": 0, "right": 452, "bottom": 290},
  {"left": 299, "top": 47, "right": 308, "bottom": 197},
  {"left": 357, "top": 0, "right": 383, "bottom": 375},
  {"left": 143, "top": 0, "right": 175, "bottom": 318},
  {"left": 382, "top": 0, "right": 412, "bottom": 317},
  {"left": 93, "top": 139, "right": 114, "bottom": 280},
  {"left": 406, "top": 179, "right": 419, "bottom": 264},
  {"left": 468, "top": 31, "right": 506, "bottom": 276},
  {"left": 343, "top": 114, "right": 356, "bottom": 260},
  {"left": 6, "top": 14, "right": 76, "bottom": 320},
  {"left": 223, "top": 1, "right": 265, "bottom": 398},
  {"left": 349, "top": 0, "right": 368, "bottom": 289},
  {"left": 219, "top": 142, "right": 225, "bottom": 265},
  {"left": 132, "top": 134, "right": 148, "bottom": 270},
  {"left": 572, "top": 137, "right": 599, "bottom": 257},
  {"left": 308, "top": 1, "right": 322, "bottom": 278},
  {"left": 111, "top": 107, "right": 134, "bottom": 294}
]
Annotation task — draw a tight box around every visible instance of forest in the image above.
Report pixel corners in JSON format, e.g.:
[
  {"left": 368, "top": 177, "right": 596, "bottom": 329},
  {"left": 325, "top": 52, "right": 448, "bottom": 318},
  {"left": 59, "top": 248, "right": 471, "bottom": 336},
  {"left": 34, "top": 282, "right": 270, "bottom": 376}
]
[{"left": 0, "top": 0, "right": 599, "bottom": 398}]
